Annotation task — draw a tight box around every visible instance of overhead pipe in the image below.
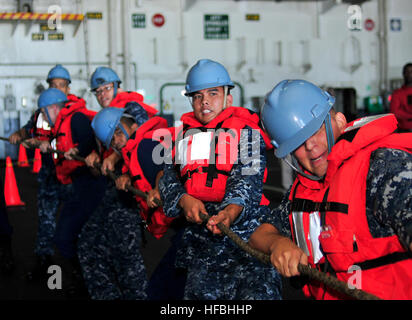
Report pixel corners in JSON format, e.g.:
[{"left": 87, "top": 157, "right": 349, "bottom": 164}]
[
  {"left": 377, "top": 0, "right": 388, "bottom": 93},
  {"left": 178, "top": 0, "right": 188, "bottom": 72},
  {"left": 152, "top": 37, "right": 158, "bottom": 65},
  {"left": 121, "top": 0, "right": 132, "bottom": 90},
  {"left": 0, "top": 75, "right": 87, "bottom": 81},
  {"left": 274, "top": 40, "right": 282, "bottom": 66},
  {"left": 0, "top": 61, "right": 138, "bottom": 91},
  {"left": 236, "top": 37, "right": 246, "bottom": 71},
  {"left": 108, "top": 0, "right": 118, "bottom": 73},
  {"left": 78, "top": 0, "right": 91, "bottom": 81}
]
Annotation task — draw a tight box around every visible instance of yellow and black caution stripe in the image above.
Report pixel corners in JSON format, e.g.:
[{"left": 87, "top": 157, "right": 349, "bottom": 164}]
[{"left": 0, "top": 12, "right": 84, "bottom": 21}]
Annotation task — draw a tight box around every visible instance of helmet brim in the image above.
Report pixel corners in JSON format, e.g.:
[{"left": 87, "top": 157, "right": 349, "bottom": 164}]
[
  {"left": 184, "top": 83, "right": 234, "bottom": 96},
  {"left": 274, "top": 110, "right": 328, "bottom": 159}
]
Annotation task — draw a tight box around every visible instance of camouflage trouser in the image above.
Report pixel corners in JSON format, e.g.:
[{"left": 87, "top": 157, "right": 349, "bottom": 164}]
[
  {"left": 183, "top": 254, "right": 282, "bottom": 300},
  {"left": 34, "top": 162, "right": 63, "bottom": 257},
  {"left": 77, "top": 182, "right": 148, "bottom": 300}
]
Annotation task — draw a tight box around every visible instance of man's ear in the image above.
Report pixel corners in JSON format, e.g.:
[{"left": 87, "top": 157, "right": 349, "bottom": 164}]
[
  {"left": 334, "top": 112, "right": 347, "bottom": 132},
  {"left": 225, "top": 94, "right": 233, "bottom": 108}
]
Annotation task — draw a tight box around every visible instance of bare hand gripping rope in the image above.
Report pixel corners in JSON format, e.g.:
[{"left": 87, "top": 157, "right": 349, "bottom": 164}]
[{"left": 1, "top": 137, "right": 381, "bottom": 300}]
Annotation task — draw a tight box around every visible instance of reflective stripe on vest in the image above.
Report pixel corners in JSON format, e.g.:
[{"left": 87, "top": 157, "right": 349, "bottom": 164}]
[
  {"left": 36, "top": 112, "right": 51, "bottom": 131},
  {"left": 292, "top": 211, "right": 323, "bottom": 264},
  {"left": 51, "top": 138, "right": 58, "bottom": 159},
  {"left": 177, "top": 131, "right": 213, "bottom": 169},
  {"left": 121, "top": 116, "right": 174, "bottom": 239},
  {"left": 176, "top": 106, "right": 272, "bottom": 203}
]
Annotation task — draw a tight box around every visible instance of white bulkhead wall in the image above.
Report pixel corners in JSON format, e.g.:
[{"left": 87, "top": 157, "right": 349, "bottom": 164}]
[{"left": 0, "top": 0, "right": 410, "bottom": 133}]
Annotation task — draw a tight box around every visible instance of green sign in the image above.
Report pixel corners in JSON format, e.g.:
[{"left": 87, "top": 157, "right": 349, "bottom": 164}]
[
  {"left": 204, "top": 14, "right": 229, "bottom": 40},
  {"left": 48, "top": 33, "right": 64, "bottom": 41},
  {"left": 32, "top": 33, "right": 44, "bottom": 41},
  {"left": 40, "top": 23, "right": 56, "bottom": 32},
  {"left": 132, "top": 13, "right": 146, "bottom": 28},
  {"left": 86, "top": 12, "right": 103, "bottom": 20},
  {"left": 246, "top": 14, "right": 260, "bottom": 21}
]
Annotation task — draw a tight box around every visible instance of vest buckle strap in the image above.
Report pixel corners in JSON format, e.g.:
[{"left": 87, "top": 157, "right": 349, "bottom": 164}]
[
  {"left": 131, "top": 174, "right": 142, "bottom": 183},
  {"left": 181, "top": 167, "right": 200, "bottom": 182},
  {"left": 291, "top": 198, "right": 348, "bottom": 214},
  {"left": 354, "top": 251, "right": 412, "bottom": 271}
]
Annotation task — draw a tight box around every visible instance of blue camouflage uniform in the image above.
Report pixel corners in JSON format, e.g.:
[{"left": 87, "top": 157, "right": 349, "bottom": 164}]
[
  {"left": 159, "top": 125, "right": 282, "bottom": 300},
  {"left": 77, "top": 179, "right": 147, "bottom": 299},
  {"left": 23, "top": 112, "right": 62, "bottom": 257},
  {"left": 35, "top": 154, "right": 65, "bottom": 256},
  {"left": 52, "top": 113, "right": 107, "bottom": 269},
  {"left": 77, "top": 104, "right": 152, "bottom": 300},
  {"left": 259, "top": 148, "right": 412, "bottom": 262}
]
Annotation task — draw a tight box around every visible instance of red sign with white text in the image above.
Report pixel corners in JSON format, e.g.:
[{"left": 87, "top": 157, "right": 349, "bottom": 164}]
[
  {"left": 152, "top": 13, "right": 165, "bottom": 27},
  {"left": 365, "top": 18, "right": 375, "bottom": 31}
]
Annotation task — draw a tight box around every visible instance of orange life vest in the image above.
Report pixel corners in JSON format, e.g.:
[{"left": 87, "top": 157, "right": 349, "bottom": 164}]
[
  {"left": 121, "top": 116, "right": 174, "bottom": 239},
  {"left": 174, "top": 106, "right": 272, "bottom": 204},
  {"left": 289, "top": 114, "right": 412, "bottom": 300},
  {"left": 32, "top": 94, "right": 85, "bottom": 141},
  {"left": 110, "top": 91, "right": 158, "bottom": 118},
  {"left": 100, "top": 91, "right": 158, "bottom": 159},
  {"left": 51, "top": 97, "right": 96, "bottom": 184},
  {"left": 32, "top": 111, "right": 52, "bottom": 141}
]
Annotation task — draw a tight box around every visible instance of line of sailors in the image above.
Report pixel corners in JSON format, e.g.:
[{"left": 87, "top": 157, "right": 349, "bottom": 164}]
[{"left": 1, "top": 59, "right": 411, "bottom": 300}]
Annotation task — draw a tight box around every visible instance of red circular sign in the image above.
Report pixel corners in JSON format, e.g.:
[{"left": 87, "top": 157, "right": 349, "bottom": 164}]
[
  {"left": 152, "top": 13, "right": 165, "bottom": 27},
  {"left": 365, "top": 18, "right": 375, "bottom": 31}
]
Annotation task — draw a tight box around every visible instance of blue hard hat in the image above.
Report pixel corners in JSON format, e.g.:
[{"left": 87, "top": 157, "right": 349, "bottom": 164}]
[
  {"left": 91, "top": 107, "right": 127, "bottom": 148},
  {"left": 184, "top": 59, "right": 234, "bottom": 96},
  {"left": 37, "top": 88, "right": 68, "bottom": 109},
  {"left": 261, "top": 79, "right": 335, "bottom": 159},
  {"left": 90, "top": 67, "right": 121, "bottom": 91},
  {"left": 47, "top": 64, "right": 71, "bottom": 83}
]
